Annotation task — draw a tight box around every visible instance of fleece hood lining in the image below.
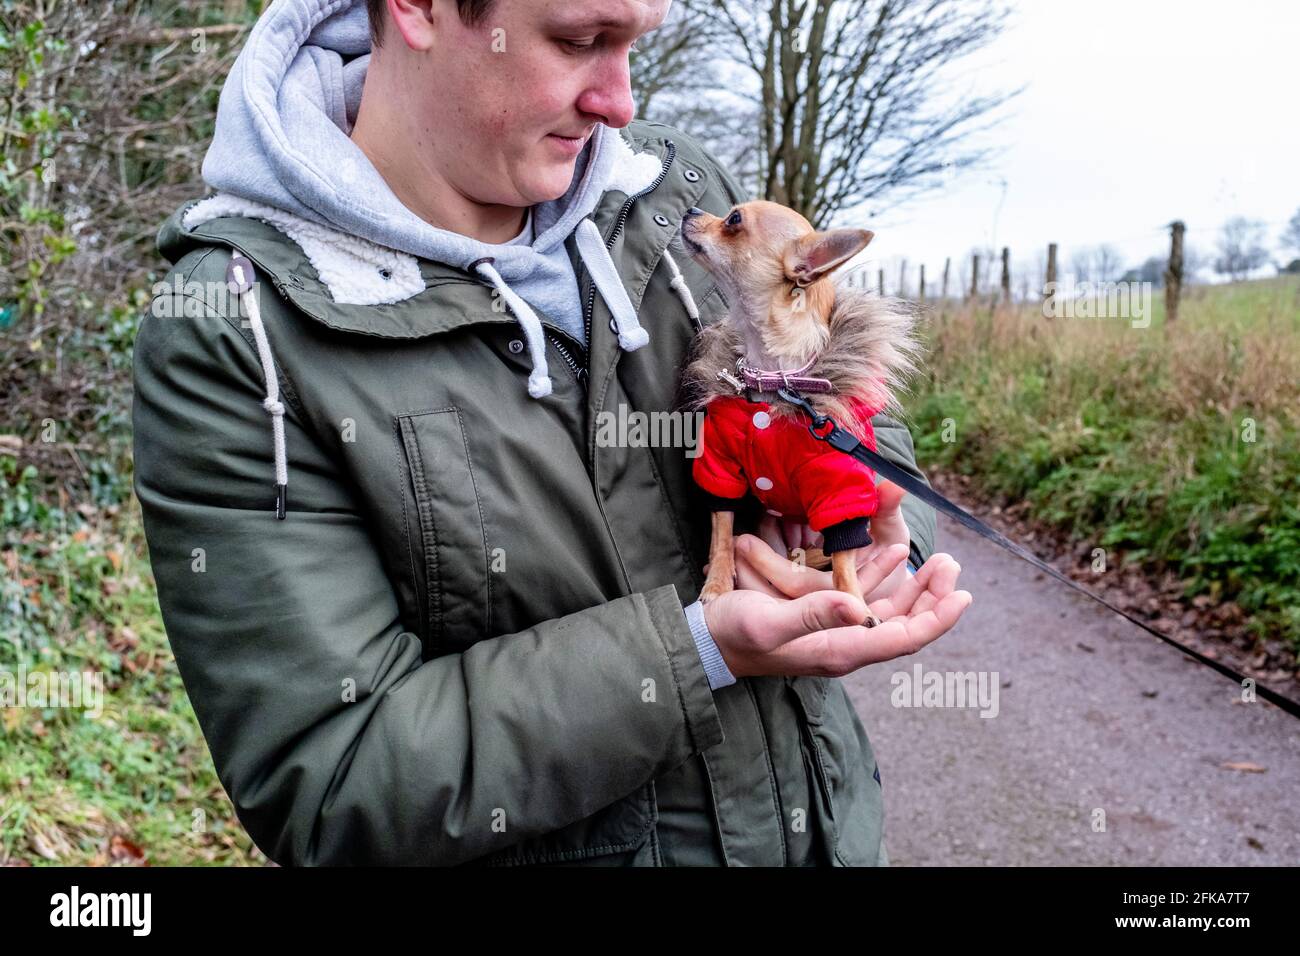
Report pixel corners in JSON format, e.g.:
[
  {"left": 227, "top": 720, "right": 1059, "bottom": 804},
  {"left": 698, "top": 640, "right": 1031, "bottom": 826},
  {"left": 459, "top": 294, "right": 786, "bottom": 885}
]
[{"left": 183, "top": 128, "right": 666, "bottom": 306}]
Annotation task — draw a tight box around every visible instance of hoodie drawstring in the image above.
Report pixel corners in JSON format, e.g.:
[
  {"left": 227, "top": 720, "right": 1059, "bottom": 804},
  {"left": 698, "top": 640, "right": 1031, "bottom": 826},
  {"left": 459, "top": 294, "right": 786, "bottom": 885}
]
[
  {"left": 574, "top": 218, "right": 650, "bottom": 352},
  {"left": 225, "top": 231, "right": 704, "bottom": 519},
  {"left": 476, "top": 218, "right": 702, "bottom": 397},
  {"left": 471, "top": 257, "right": 555, "bottom": 398},
  {"left": 660, "top": 248, "right": 701, "bottom": 329},
  {"left": 228, "top": 254, "right": 288, "bottom": 519}
]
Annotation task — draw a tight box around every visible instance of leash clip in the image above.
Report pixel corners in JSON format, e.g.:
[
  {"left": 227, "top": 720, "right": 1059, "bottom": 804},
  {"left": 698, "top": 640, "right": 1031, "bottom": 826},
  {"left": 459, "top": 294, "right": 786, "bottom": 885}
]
[{"left": 776, "top": 386, "right": 830, "bottom": 434}]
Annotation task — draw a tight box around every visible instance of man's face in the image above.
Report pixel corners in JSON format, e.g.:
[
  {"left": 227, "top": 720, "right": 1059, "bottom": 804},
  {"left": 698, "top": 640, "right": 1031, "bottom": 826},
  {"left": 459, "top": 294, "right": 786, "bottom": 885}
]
[{"left": 413, "top": 0, "right": 671, "bottom": 207}]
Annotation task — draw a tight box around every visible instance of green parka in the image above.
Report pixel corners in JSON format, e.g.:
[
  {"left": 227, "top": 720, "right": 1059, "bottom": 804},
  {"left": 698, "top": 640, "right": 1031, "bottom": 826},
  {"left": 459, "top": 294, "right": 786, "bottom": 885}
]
[{"left": 132, "top": 119, "right": 936, "bottom": 866}]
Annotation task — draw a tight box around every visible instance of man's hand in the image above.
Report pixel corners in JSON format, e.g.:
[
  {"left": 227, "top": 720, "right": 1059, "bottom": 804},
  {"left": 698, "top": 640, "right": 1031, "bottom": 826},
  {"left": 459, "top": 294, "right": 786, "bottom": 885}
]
[
  {"left": 740, "top": 479, "right": 914, "bottom": 603},
  {"left": 701, "top": 546, "right": 971, "bottom": 678}
]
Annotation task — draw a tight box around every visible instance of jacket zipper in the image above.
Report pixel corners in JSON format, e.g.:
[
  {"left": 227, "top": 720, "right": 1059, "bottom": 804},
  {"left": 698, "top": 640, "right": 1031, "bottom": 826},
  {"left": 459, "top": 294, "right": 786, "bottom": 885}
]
[
  {"left": 547, "top": 139, "right": 679, "bottom": 392},
  {"left": 547, "top": 332, "right": 585, "bottom": 387}
]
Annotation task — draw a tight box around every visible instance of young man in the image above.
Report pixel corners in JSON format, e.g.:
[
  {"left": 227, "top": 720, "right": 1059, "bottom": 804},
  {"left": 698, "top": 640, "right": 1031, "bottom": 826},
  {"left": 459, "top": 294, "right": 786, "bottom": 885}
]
[{"left": 133, "top": 0, "right": 972, "bottom": 866}]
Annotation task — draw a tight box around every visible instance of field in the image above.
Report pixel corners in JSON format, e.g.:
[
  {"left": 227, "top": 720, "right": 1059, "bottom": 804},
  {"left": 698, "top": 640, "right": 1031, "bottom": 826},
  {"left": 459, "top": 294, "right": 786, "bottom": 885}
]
[{"left": 908, "top": 275, "right": 1300, "bottom": 656}]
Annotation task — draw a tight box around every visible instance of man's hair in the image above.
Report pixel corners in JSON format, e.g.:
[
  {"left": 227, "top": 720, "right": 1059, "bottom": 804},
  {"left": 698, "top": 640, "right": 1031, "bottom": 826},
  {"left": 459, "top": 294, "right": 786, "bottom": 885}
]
[{"left": 366, "top": 0, "right": 497, "bottom": 48}]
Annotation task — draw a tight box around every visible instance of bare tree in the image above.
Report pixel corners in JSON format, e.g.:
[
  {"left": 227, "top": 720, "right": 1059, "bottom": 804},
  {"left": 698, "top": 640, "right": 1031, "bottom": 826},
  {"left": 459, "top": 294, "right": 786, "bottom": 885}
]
[
  {"left": 1, "top": 0, "right": 245, "bottom": 484},
  {"left": 1070, "top": 248, "right": 1094, "bottom": 285},
  {"left": 700, "top": 0, "right": 1016, "bottom": 228},
  {"left": 1281, "top": 206, "right": 1300, "bottom": 257},
  {"left": 1213, "top": 217, "right": 1270, "bottom": 282},
  {"left": 1094, "top": 244, "right": 1122, "bottom": 284},
  {"left": 631, "top": 1, "right": 763, "bottom": 191},
  {"left": 1070, "top": 243, "right": 1123, "bottom": 284}
]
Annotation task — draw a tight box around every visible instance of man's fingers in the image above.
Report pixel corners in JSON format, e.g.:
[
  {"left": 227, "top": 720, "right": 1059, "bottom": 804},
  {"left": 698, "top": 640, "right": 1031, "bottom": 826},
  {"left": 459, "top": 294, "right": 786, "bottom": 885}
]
[
  {"left": 875, "top": 479, "right": 906, "bottom": 515},
  {"left": 762, "top": 589, "right": 972, "bottom": 673},
  {"left": 736, "top": 534, "right": 830, "bottom": 597},
  {"left": 746, "top": 589, "right": 869, "bottom": 650},
  {"left": 859, "top": 589, "right": 973, "bottom": 662},
  {"left": 853, "top": 542, "right": 909, "bottom": 595},
  {"left": 874, "top": 552, "right": 958, "bottom": 617},
  {"left": 733, "top": 552, "right": 787, "bottom": 598}
]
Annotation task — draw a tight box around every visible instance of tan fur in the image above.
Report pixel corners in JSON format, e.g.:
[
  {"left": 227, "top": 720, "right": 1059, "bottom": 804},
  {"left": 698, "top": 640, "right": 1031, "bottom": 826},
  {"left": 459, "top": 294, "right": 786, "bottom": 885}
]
[
  {"left": 678, "top": 200, "right": 923, "bottom": 438},
  {"left": 680, "top": 201, "right": 923, "bottom": 619},
  {"left": 681, "top": 282, "right": 923, "bottom": 437}
]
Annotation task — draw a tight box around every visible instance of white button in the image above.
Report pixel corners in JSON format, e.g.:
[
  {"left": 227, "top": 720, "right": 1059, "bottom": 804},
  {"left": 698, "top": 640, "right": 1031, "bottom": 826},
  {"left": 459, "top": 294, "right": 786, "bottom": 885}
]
[
  {"left": 755, "top": 477, "right": 774, "bottom": 491},
  {"left": 752, "top": 411, "right": 771, "bottom": 429},
  {"left": 766, "top": 509, "right": 783, "bottom": 517}
]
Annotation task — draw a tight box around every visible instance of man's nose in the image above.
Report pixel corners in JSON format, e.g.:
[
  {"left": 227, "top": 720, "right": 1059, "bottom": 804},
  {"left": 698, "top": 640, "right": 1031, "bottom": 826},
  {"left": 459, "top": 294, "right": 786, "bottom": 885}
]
[{"left": 577, "top": 58, "right": 636, "bottom": 129}]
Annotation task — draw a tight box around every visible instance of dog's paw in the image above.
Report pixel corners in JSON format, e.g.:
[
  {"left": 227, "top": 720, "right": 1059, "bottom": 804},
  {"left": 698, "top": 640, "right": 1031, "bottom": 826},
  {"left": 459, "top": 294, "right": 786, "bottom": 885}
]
[{"left": 698, "top": 583, "right": 728, "bottom": 605}]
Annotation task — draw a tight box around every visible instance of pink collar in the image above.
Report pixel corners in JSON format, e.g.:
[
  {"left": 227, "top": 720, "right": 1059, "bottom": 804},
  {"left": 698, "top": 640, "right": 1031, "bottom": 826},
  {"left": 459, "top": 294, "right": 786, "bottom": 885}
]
[{"left": 735, "top": 356, "right": 834, "bottom": 394}]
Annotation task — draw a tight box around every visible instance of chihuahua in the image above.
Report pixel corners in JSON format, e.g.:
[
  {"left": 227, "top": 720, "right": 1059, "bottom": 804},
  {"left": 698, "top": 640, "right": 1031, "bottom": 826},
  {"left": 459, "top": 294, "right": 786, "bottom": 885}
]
[{"left": 678, "top": 200, "right": 921, "bottom": 622}]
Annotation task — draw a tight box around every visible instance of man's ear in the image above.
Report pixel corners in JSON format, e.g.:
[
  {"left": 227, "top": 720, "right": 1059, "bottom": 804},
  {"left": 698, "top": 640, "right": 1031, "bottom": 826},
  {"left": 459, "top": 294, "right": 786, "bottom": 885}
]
[
  {"left": 785, "top": 228, "right": 874, "bottom": 286},
  {"left": 386, "top": 0, "right": 441, "bottom": 51}
]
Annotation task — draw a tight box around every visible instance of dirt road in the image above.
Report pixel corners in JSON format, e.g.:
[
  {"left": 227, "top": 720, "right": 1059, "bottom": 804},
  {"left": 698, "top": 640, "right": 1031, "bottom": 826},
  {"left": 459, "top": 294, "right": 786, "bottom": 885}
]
[{"left": 844, "top": 516, "right": 1300, "bottom": 866}]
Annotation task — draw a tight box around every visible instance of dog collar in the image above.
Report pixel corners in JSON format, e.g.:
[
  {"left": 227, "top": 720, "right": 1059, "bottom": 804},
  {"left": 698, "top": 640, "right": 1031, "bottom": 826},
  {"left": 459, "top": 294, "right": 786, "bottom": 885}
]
[{"left": 734, "top": 357, "right": 834, "bottom": 394}]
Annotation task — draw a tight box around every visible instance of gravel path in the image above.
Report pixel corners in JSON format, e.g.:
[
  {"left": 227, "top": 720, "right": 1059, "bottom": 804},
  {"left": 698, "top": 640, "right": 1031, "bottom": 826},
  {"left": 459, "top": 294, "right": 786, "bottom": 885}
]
[{"left": 844, "top": 515, "right": 1300, "bottom": 866}]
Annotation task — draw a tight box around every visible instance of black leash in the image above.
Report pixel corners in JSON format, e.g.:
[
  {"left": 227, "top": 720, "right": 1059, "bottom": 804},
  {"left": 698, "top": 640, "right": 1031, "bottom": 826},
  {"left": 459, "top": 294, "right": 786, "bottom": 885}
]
[{"left": 775, "top": 387, "right": 1300, "bottom": 720}]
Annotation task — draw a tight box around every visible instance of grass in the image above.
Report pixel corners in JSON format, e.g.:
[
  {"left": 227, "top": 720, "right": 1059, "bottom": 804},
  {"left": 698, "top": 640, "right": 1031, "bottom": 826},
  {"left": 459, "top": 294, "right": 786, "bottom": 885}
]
[
  {"left": 1, "top": 290, "right": 264, "bottom": 865},
  {"left": 907, "top": 275, "right": 1300, "bottom": 656}
]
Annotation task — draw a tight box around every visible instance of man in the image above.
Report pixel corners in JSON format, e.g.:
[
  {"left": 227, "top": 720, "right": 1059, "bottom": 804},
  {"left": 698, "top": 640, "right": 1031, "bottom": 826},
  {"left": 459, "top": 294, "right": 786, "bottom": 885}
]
[{"left": 133, "top": 0, "right": 971, "bottom": 866}]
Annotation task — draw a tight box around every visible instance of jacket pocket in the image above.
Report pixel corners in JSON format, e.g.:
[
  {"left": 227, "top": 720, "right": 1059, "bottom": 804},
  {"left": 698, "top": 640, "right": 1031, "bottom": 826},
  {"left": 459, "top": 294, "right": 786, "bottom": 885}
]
[
  {"left": 397, "top": 407, "right": 491, "bottom": 652},
  {"left": 787, "top": 675, "right": 885, "bottom": 867},
  {"left": 468, "top": 782, "right": 660, "bottom": 867}
]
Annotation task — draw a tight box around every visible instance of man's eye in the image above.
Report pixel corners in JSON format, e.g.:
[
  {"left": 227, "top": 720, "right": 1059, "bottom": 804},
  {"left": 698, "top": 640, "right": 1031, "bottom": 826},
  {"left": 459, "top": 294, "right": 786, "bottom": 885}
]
[
  {"left": 726, "top": 211, "right": 743, "bottom": 227},
  {"left": 559, "top": 38, "right": 597, "bottom": 52}
]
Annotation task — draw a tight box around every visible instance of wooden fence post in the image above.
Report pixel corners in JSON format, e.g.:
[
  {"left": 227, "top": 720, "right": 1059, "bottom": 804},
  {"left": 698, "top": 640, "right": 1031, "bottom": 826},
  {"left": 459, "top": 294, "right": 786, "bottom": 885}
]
[
  {"left": 1000, "top": 247, "right": 1011, "bottom": 303},
  {"left": 1165, "top": 220, "right": 1185, "bottom": 324},
  {"left": 942, "top": 257, "right": 951, "bottom": 300},
  {"left": 969, "top": 253, "right": 980, "bottom": 301},
  {"left": 919, "top": 263, "right": 926, "bottom": 303},
  {"left": 878, "top": 268, "right": 884, "bottom": 297},
  {"left": 1044, "top": 242, "right": 1058, "bottom": 315},
  {"left": 899, "top": 259, "right": 908, "bottom": 299}
]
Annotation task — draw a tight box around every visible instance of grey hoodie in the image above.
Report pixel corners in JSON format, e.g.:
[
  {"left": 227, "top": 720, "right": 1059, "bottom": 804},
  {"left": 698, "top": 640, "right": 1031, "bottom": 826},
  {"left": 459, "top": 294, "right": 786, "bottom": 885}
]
[
  {"left": 191, "top": 0, "right": 697, "bottom": 398},
  {"left": 185, "top": 0, "right": 735, "bottom": 689}
]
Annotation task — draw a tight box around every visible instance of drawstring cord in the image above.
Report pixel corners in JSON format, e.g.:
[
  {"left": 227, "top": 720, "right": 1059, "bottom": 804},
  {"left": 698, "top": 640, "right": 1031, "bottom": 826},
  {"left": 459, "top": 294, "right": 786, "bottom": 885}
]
[
  {"left": 574, "top": 218, "right": 650, "bottom": 351},
  {"left": 473, "top": 227, "right": 702, "bottom": 399},
  {"left": 470, "top": 257, "right": 554, "bottom": 398},
  {"left": 661, "top": 248, "right": 700, "bottom": 328},
  {"left": 227, "top": 254, "right": 288, "bottom": 519},
  {"left": 225, "top": 231, "right": 704, "bottom": 520}
]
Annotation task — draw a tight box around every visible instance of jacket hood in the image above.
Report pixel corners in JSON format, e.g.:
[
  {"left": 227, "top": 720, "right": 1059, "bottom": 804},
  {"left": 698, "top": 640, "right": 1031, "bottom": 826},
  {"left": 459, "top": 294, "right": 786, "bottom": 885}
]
[
  {"left": 185, "top": 0, "right": 700, "bottom": 407},
  {"left": 197, "top": 0, "right": 636, "bottom": 280}
]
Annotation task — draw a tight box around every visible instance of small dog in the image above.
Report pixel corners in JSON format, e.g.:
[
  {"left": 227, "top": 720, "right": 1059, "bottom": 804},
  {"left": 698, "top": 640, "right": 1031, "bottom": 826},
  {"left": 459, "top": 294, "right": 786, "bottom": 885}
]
[{"left": 679, "top": 201, "right": 921, "bottom": 622}]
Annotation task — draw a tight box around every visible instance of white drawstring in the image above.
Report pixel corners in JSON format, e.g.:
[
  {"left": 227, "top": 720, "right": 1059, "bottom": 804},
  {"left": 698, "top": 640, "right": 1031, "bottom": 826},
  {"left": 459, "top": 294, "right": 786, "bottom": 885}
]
[
  {"left": 473, "top": 258, "right": 553, "bottom": 398},
  {"left": 575, "top": 218, "right": 650, "bottom": 351},
  {"left": 229, "top": 254, "right": 288, "bottom": 519},
  {"left": 660, "top": 249, "right": 700, "bottom": 327}
]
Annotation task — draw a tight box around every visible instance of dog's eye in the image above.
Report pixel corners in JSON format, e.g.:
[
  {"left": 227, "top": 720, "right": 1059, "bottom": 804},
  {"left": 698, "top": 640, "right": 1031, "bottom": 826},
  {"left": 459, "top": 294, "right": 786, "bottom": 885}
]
[{"left": 725, "top": 210, "right": 743, "bottom": 228}]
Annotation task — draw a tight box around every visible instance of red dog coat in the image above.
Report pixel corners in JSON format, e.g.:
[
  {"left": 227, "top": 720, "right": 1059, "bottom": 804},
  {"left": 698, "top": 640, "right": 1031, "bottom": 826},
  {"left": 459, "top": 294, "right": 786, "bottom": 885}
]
[{"left": 693, "top": 395, "right": 881, "bottom": 535}]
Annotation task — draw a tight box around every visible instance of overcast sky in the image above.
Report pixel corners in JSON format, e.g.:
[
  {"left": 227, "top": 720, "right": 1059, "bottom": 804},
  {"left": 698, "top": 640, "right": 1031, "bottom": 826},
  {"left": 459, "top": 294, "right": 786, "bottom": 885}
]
[{"left": 844, "top": 0, "right": 1300, "bottom": 288}]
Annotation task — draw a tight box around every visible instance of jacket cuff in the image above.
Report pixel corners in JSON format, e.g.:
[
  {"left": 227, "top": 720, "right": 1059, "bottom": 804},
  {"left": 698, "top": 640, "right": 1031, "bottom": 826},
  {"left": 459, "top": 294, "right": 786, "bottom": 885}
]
[
  {"left": 683, "top": 600, "right": 737, "bottom": 690},
  {"left": 643, "top": 585, "right": 726, "bottom": 753}
]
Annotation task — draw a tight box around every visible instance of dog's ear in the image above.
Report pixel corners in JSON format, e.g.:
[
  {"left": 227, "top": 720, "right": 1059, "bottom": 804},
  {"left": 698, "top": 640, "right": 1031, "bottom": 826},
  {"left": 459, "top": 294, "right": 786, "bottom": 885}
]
[{"left": 785, "top": 228, "right": 874, "bottom": 286}]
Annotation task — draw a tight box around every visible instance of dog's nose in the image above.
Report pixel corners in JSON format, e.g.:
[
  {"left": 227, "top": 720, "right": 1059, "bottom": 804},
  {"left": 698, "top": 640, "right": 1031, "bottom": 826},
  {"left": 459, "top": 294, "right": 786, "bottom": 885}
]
[{"left": 684, "top": 207, "right": 704, "bottom": 218}]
